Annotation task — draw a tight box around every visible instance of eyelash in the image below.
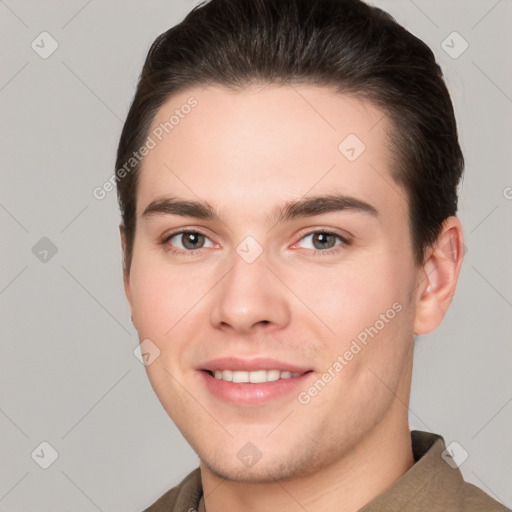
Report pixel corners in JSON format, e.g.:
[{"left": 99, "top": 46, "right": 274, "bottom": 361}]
[{"left": 159, "top": 228, "right": 352, "bottom": 257}]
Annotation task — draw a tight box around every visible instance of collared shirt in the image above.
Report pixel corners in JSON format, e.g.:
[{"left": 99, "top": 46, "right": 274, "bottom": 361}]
[{"left": 143, "top": 430, "right": 510, "bottom": 512}]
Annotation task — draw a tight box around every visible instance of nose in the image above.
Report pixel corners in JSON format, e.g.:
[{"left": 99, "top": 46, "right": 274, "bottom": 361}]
[{"left": 209, "top": 249, "right": 290, "bottom": 336}]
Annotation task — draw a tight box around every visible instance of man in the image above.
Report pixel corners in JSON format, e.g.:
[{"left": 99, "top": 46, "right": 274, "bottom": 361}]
[{"left": 115, "top": 0, "right": 509, "bottom": 510}]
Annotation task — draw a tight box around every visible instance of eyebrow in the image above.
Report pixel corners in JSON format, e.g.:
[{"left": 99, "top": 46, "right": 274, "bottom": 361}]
[{"left": 141, "top": 193, "right": 379, "bottom": 224}]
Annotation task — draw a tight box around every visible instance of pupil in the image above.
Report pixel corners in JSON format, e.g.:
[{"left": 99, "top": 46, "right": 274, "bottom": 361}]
[
  {"left": 315, "top": 233, "right": 334, "bottom": 249},
  {"left": 183, "top": 232, "right": 203, "bottom": 249}
]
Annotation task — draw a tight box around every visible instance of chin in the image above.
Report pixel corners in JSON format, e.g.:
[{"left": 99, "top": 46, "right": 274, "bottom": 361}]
[
  {"left": 198, "top": 443, "right": 324, "bottom": 484},
  {"left": 200, "top": 458, "right": 297, "bottom": 483}
]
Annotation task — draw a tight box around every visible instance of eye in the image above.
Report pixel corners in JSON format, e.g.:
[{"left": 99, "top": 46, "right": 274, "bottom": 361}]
[
  {"left": 160, "top": 228, "right": 350, "bottom": 257},
  {"left": 161, "top": 230, "right": 215, "bottom": 255},
  {"left": 296, "top": 230, "right": 351, "bottom": 254}
]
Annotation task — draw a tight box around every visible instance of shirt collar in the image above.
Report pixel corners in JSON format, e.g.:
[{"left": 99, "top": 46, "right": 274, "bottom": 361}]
[{"left": 359, "top": 430, "right": 465, "bottom": 512}]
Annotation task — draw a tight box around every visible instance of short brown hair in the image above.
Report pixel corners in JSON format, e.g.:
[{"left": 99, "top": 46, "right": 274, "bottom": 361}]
[{"left": 116, "top": 0, "right": 464, "bottom": 272}]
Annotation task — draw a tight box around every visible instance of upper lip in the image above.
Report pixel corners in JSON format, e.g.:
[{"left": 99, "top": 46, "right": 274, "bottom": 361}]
[{"left": 199, "top": 357, "right": 311, "bottom": 373}]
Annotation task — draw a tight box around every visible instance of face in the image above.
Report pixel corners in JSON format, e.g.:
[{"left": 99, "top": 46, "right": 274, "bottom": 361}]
[{"left": 124, "top": 84, "right": 424, "bottom": 482}]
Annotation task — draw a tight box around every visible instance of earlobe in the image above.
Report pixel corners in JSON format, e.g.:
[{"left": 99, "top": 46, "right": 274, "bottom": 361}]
[{"left": 413, "top": 217, "right": 465, "bottom": 335}]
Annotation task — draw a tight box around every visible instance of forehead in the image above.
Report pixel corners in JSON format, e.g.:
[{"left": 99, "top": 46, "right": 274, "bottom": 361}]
[{"left": 136, "top": 84, "right": 406, "bottom": 223}]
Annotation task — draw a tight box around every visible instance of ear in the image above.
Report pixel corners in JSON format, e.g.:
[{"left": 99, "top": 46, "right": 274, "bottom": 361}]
[
  {"left": 413, "top": 216, "right": 465, "bottom": 335},
  {"left": 119, "top": 224, "right": 132, "bottom": 308}
]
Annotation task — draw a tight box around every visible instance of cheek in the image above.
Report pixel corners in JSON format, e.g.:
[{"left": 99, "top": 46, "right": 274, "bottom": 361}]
[
  {"left": 290, "top": 255, "right": 415, "bottom": 387},
  {"left": 131, "top": 281, "right": 165, "bottom": 335},
  {"left": 129, "top": 260, "right": 185, "bottom": 337},
  {"left": 289, "top": 259, "right": 406, "bottom": 339},
  {"left": 333, "top": 261, "right": 415, "bottom": 383}
]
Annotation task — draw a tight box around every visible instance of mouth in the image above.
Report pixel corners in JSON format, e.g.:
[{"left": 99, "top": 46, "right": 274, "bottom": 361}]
[
  {"left": 204, "top": 369, "right": 307, "bottom": 383},
  {"left": 197, "top": 357, "right": 314, "bottom": 406}
]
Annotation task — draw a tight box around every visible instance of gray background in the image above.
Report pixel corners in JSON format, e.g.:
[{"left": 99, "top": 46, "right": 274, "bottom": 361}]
[{"left": 1, "top": 0, "right": 511, "bottom": 511}]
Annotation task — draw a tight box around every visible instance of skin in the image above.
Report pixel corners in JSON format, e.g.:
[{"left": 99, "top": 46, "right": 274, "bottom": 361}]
[{"left": 122, "top": 84, "right": 464, "bottom": 512}]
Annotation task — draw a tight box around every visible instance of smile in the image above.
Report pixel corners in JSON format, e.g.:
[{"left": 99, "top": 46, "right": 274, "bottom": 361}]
[{"left": 209, "top": 369, "right": 303, "bottom": 383}]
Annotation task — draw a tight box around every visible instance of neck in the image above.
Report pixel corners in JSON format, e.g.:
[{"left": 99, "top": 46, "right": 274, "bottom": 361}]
[{"left": 199, "top": 414, "right": 414, "bottom": 512}]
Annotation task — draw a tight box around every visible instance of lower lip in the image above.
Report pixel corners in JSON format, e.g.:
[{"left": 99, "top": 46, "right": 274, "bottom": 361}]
[{"left": 199, "top": 370, "right": 314, "bottom": 407}]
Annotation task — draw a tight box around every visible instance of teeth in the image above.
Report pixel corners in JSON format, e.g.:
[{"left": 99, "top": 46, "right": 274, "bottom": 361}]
[
  {"left": 249, "top": 370, "right": 266, "bottom": 383},
  {"left": 232, "top": 371, "right": 249, "bottom": 383},
  {"left": 212, "top": 369, "right": 302, "bottom": 383},
  {"left": 266, "top": 369, "right": 281, "bottom": 381}
]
